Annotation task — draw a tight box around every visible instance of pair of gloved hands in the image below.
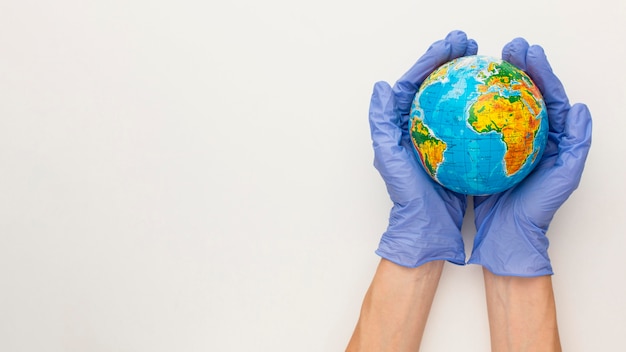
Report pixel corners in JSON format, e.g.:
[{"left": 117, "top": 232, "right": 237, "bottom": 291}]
[{"left": 370, "top": 30, "right": 592, "bottom": 277}]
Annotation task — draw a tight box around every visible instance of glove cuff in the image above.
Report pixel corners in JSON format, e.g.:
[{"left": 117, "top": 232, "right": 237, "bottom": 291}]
[
  {"left": 377, "top": 199, "right": 466, "bottom": 268},
  {"left": 468, "top": 218, "right": 552, "bottom": 276}
]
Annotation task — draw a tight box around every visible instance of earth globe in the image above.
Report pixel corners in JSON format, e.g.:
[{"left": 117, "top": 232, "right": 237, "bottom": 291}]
[{"left": 409, "top": 55, "right": 549, "bottom": 195}]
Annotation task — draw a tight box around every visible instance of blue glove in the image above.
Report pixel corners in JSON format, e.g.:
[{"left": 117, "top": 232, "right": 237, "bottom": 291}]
[
  {"left": 369, "top": 31, "right": 477, "bottom": 267},
  {"left": 467, "top": 38, "right": 593, "bottom": 276}
]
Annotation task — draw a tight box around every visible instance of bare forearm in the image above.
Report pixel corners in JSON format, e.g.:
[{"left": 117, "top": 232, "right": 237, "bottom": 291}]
[
  {"left": 346, "top": 259, "right": 444, "bottom": 352},
  {"left": 483, "top": 268, "right": 561, "bottom": 352}
]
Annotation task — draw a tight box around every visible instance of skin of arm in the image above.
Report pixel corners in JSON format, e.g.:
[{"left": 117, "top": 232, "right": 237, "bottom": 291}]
[
  {"left": 346, "top": 259, "right": 444, "bottom": 352},
  {"left": 346, "top": 260, "right": 562, "bottom": 352},
  {"left": 483, "top": 269, "right": 561, "bottom": 352}
]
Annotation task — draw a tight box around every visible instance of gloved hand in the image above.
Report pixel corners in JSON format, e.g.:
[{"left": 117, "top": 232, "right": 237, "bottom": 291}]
[
  {"left": 468, "top": 38, "right": 593, "bottom": 276},
  {"left": 369, "top": 30, "right": 477, "bottom": 267}
]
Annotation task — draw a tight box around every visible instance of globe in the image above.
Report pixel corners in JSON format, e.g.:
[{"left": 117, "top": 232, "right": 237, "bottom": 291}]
[{"left": 409, "top": 55, "right": 549, "bottom": 195}]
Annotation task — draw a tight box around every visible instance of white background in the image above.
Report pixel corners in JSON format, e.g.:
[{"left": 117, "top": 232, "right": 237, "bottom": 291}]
[{"left": 1, "top": 0, "right": 624, "bottom": 351}]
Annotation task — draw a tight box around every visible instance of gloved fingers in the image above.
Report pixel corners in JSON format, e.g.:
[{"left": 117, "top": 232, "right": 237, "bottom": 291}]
[
  {"left": 465, "top": 38, "right": 479, "bottom": 56},
  {"left": 525, "top": 45, "right": 571, "bottom": 135},
  {"left": 501, "top": 37, "right": 529, "bottom": 71},
  {"left": 446, "top": 30, "right": 472, "bottom": 58},
  {"left": 525, "top": 103, "right": 592, "bottom": 217},
  {"left": 393, "top": 30, "right": 474, "bottom": 118},
  {"left": 548, "top": 103, "right": 592, "bottom": 192},
  {"left": 369, "top": 81, "right": 419, "bottom": 199},
  {"left": 369, "top": 81, "right": 400, "bottom": 150}
]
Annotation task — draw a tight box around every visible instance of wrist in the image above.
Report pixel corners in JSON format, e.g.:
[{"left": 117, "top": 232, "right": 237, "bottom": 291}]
[{"left": 470, "top": 218, "right": 552, "bottom": 276}]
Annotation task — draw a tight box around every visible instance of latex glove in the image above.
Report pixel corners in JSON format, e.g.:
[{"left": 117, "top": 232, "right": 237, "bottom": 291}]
[
  {"left": 369, "top": 30, "right": 477, "bottom": 267},
  {"left": 468, "top": 38, "right": 593, "bottom": 276}
]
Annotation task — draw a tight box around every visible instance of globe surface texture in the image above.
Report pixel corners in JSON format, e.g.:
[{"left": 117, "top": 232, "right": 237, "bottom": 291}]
[{"left": 409, "top": 55, "right": 549, "bottom": 195}]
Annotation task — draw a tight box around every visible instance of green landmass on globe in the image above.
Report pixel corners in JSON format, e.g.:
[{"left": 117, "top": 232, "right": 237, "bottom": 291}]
[{"left": 409, "top": 55, "right": 549, "bottom": 195}]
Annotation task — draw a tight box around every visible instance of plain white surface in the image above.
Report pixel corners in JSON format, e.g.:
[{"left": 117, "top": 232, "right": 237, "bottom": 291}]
[{"left": 1, "top": 0, "right": 625, "bottom": 351}]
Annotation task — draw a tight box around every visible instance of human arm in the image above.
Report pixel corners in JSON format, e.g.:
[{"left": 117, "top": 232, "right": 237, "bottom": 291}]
[
  {"left": 346, "top": 30, "right": 477, "bottom": 352},
  {"left": 470, "top": 38, "right": 592, "bottom": 351},
  {"left": 483, "top": 269, "right": 561, "bottom": 351},
  {"left": 346, "top": 259, "right": 444, "bottom": 351}
]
